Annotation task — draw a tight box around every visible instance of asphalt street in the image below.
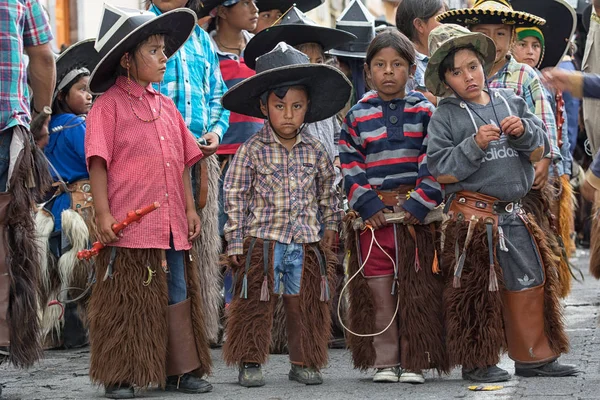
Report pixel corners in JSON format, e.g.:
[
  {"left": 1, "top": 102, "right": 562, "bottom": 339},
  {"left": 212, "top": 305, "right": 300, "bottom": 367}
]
[{"left": 1, "top": 248, "right": 598, "bottom": 400}]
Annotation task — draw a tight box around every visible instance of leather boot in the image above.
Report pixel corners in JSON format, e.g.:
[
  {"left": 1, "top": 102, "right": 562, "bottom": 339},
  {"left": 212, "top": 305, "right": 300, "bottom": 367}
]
[
  {"left": 165, "top": 299, "right": 201, "bottom": 376},
  {"left": 502, "top": 286, "right": 557, "bottom": 364},
  {"left": 0, "top": 193, "right": 12, "bottom": 348},
  {"left": 366, "top": 275, "right": 400, "bottom": 368},
  {"left": 283, "top": 295, "right": 323, "bottom": 385}
]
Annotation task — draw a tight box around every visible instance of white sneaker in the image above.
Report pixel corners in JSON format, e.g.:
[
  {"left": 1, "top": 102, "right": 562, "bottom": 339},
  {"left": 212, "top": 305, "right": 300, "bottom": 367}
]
[
  {"left": 372, "top": 367, "right": 400, "bottom": 383},
  {"left": 399, "top": 370, "right": 425, "bottom": 384}
]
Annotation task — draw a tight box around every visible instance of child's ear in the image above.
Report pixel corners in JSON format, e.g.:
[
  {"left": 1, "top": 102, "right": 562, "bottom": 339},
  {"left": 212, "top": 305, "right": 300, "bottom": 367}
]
[
  {"left": 259, "top": 100, "right": 268, "bottom": 118},
  {"left": 364, "top": 62, "right": 372, "bottom": 81},
  {"left": 410, "top": 63, "right": 417, "bottom": 77},
  {"left": 119, "top": 53, "right": 130, "bottom": 69}
]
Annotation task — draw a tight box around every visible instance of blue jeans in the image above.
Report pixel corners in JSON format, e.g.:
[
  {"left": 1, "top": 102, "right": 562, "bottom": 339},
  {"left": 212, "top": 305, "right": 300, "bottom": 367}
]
[
  {"left": 166, "top": 236, "right": 187, "bottom": 305},
  {"left": 273, "top": 242, "right": 304, "bottom": 295},
  {"left": 0, "top": 129, "right": 13, "bottom": 192}
]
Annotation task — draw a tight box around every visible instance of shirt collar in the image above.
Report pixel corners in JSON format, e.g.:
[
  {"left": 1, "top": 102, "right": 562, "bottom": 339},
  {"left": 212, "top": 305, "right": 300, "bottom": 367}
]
[
  {"left": 115, "top": 76, "right": 159, "bottom": 98},
  {"left": 415, "top": 50, "right": 428, "bottom": 62},
  {"left": 259, "top": 123, "right": 304, "bottom": 146}
]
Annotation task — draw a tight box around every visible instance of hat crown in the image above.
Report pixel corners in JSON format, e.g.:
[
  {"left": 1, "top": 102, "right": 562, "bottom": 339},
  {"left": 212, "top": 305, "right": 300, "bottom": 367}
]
[
  {"left": 255, "top": 42, "right": 310, "bottom": 74},
  {"left": 95, "top": 4, "right": 156, "bottom": 53},
  {"left": 473, "top": 0, "right": 513, "bottom": 10},
  {"left": 336, "top": 0, "right": 374, "bottom": 26},
  {"left": 428, "top": 24, "right": 473, "bottom": 59},
  {"left": 279, "top": 6, "right": 317, "bottom": 26}
]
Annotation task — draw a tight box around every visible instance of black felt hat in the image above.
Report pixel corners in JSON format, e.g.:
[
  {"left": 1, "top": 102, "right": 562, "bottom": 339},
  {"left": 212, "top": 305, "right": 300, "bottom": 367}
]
[
  {"left": 222, "top": 42, "right": 352, "bottom": 123},
  {"left": 511, "top": 0, "right": 577, "bottom": 69},
  {"left": 89, "top": 4, "right": 196, "bottom": 94},
  {"left": 327, "top": 0, "right": 376, "bottom": 59},
  {"left": 55, "top": 39, "right": 102, "bottom": 98},
  {"left": 255, "top": 0, "right": 324, "bottom": 14},
  {"left": 244, "top": 6, "right": 356, "bottom": 70}
]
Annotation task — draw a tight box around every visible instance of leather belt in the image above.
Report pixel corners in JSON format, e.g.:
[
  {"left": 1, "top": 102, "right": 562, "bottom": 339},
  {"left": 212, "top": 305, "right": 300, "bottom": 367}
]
[
  {"left": 375, "top": 185, "right": 414, "bottom": 209},
  {"left": 446, "top": 191, "right": 520, "bottom": 227}
]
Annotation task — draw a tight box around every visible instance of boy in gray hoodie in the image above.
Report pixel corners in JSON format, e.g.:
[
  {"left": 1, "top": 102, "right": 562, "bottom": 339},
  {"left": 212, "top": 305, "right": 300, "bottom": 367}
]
[{"left": 425, "top": 24, "right": 577, "bottom": 383}]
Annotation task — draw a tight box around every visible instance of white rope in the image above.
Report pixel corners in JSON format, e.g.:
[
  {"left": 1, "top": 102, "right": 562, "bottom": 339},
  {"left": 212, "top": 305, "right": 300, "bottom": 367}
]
[{"left": 337, "top": 225, "right": 400, "bottom": 338}]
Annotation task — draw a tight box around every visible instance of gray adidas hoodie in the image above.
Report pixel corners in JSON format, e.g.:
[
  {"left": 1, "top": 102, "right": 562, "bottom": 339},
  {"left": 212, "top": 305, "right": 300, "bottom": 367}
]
[{"left": 427, "top": 88, "right": 547, "bottom": 202}]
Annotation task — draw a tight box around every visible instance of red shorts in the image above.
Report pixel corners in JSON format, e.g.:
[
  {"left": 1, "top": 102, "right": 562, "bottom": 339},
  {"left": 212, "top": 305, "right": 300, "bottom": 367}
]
[{"left": 358, "top": 224, "right": 396, "bottom": 277}]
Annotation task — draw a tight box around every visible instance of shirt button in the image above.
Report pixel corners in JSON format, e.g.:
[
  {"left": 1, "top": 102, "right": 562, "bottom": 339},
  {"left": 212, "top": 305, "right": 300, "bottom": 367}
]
[
  {"left": 160, "top": 136, "right": 165, "bottom": 140},
  {"left": 165, "top": 193, "right": 169, "bottom": 198},
  {"left": 390, "top": 116, "right": 398, "bottom": 124},
  {"left": 290, "top": 176, "right": 295, "bottom": 180},
  {"left": 166, "top": 162, "right": 170, "bottom": 167},
  {"left": 291, "top": 196, "right": 296, "bottom": 201},
  {"left": 153, "top": 108, "right": 157, "bottom": 112},
  {"left": 389, "top": 103, "right": 397, "bottom": 110}
]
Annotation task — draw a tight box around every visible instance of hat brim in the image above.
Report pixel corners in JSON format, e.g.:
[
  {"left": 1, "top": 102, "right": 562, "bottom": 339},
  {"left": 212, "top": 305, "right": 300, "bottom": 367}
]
[
  {"left": 245, "top": 25, "right": 357, "bottom": 70},
  {"left": 56, "top": 39, "right": 102, "bottom": 84},
  {"left": 437, "top": 8, "right": 546, "bottom": 27},
  {"left": 195, "top": 0, "right": 223, "bottom": 19},
  {"left": 88, "top": 9, "right": 196, "bottom": 95},
  {"left": 222, "top": 64, "right": 351, "bottom": 123},
  {"left": 256, "top": 0, "right": 324, "bottom": 13},
  {"left": 511, "top": 0, "right": 576, "bottom": 69},
  {"left": 424, "top": 32, "right": 496, "bottom": 97},
  {"left": 326, "top": 48, "right": 366, "bottom": 59}
]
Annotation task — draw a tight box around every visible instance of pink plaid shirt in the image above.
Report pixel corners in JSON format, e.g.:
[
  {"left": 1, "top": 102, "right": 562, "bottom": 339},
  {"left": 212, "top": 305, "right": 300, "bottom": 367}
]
[{"left": 85, "top": 76, "right": 203, "bottom": 250}]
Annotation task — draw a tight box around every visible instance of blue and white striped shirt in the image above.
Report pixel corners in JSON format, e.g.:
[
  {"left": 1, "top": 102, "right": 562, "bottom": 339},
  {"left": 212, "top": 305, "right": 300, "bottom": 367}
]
[{"left": 150, "top": 5, "right": 229, "bottom": 140}]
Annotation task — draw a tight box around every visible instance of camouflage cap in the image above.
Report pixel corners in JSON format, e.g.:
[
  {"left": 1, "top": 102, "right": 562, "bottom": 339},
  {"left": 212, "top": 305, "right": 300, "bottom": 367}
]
[{"left": 424, "top": 24, "right": 496, "bottom": 97}]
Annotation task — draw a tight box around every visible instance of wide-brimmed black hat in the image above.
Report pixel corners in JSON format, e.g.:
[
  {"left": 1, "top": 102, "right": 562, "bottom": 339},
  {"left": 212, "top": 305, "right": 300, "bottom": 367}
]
[
  {"left": 328, "top": 0, "right": 376, "bottom": 59},
  {"left": 255, "top": 0, "right": 324, "bottom": 14},
  {"left": 222, "top": 42, "right": 352, "bottom": 123},
  {"left": 437, "top": 0, "right": 546, "bottom": 27},
  {"left": 511, "top": 0, "right": 576, "bottom": 69},
  {"left": 89, "top": 4, "right": 197, "bottom": 94},
  {"left": 244, "top": 7, "right": 356, "bottom": 70},
  {"left": 55, "top": 39, "right": 102, "bottom": 98}
]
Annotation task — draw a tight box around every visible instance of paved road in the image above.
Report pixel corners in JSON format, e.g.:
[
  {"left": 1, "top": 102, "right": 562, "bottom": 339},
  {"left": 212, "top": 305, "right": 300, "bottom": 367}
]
[{"left": 1, "top": 249, "right": 598, "bottom": 400}]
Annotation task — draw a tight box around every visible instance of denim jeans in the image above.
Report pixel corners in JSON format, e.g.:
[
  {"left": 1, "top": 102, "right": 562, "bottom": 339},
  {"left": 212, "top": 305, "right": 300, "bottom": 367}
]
[
  {"left": 273, "top": 242, "right": 304, "bottom": 295},
  {"left": 166, "top": 235, "right": 187, "bottom": 305},
  {"left": 0, "top": 129, "right": 13, "bottom": 192}
]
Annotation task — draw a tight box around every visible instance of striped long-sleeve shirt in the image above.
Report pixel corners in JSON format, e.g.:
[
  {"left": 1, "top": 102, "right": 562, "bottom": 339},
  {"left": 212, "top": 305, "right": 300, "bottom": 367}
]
[{"left": 339, "top": 91, "right": 443, "bottom": 222}]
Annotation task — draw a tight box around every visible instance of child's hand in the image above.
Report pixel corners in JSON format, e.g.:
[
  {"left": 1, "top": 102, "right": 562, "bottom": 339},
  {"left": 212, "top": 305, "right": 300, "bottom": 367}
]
[
  {"left": 501, "top": 116, "right": 524, "bottom": 137},
  {"left": 229, "top": 255, "right": 241, "bottom": 267},
  {"left": 401, "top": 208, "right": 420, "bottom": 225},
  {"left": 365, "top": 208, "right": 392, "bottom": 230},
  {"left": 96, "top": 212, "right": 119, "bottom": 245},
  {"left": 187, "top": 210, "right": 201, "bottom": 241},
  {"left": 533, "top": 158, "right": 551, "bottom": 190},
  {"left": 475, "top": 124, "right": 501, "bottom": 150}
]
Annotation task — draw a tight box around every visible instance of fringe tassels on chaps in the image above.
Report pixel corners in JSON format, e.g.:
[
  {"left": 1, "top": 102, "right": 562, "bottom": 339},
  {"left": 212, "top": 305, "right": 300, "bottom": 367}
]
[
  {"left": 343, "top": 213, "right": 448, "bottom": 373},
  {"left": 223, "top": 238, "right": 334, "bottom": 368},
  {"left": 89, "top": 249, "right": 169, "bottom": 388},
  {"left": 442, "top": 219, "right": 506, "bottom": 369}
]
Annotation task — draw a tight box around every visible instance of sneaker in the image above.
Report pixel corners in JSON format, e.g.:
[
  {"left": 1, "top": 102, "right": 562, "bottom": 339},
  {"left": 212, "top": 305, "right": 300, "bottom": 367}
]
[
  {"left": 238, "top": 363, "right": 265, "bottom": 387},
  {"left": 289, "top": 364, "right": 323, "bottom": 385},
  {"left": 515, "top": 360, "right": 579, "bottom": 377},
  {"left": 462, "top": 365, "right": 511, "bottom": 383},
  {"left": 166, "top": 373, "right": 213, "bottom": 393},
  {"left": 104, "top": 384, "right": 134, "bottom": 399},
  {"left": 399, "top": 370, "right": 425, "bottom": 384},
  {"left": 373, "top": 367, "right": 400, "bottom": 383}
]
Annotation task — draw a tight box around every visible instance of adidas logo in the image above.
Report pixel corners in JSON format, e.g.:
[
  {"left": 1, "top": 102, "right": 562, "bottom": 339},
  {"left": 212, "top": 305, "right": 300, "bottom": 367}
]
[{"left": 481, "top": 145, "right": 519, "bottom": 163}]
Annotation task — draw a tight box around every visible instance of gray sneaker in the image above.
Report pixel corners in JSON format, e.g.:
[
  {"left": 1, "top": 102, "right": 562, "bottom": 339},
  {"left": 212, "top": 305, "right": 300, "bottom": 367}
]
[
  {"left": 288, "top": 364, "right": 323, "bottom": 385},
  {"left": 238, "top": 363, "right": 265, "bottom": 387}
]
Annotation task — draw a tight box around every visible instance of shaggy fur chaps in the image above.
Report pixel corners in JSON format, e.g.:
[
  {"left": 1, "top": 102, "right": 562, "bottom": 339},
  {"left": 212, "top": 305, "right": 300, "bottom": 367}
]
[
  {"left": 590, "top": 198, "right": 600, "bottom": 279},
  {"left": 344, "top": 214, "right": 448, "bottom": 373},
  {"left": 88, "top": 247, "right": 211, "bottom": 388},
  {"left": 223, "top": 238, "right": 335, "bottom": 369},
  {"left": 192, "top": 155, "right": 222, "bottom": 344}
]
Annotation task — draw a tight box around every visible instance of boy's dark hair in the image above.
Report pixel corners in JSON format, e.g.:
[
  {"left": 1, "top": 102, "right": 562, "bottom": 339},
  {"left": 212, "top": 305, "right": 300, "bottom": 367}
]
[
  {"left": 438, "top": 45, "right": 486, "bottom": 84},
  {"left": 294, "top": 43, "right": 325, "bottom": 60},
  {"left": 365, "top": 28, "right": 416, "bottom": 67},
  {"left": 116, "top": 33, "right": 171, "bottom": 78},
  {"left": 395, "top": 0, "right": 446, "bottom": 42},
  {"left": 52, "top": 70, "right": 89, "bottom": 115}
]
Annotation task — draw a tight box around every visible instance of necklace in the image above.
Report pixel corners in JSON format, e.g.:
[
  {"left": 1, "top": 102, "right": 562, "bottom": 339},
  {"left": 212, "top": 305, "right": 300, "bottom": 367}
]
[
  {"left": 126, "top": 77, "right": 162, "bottom": 123},
  {"left": 215, "top": 36, "right": 244, "bottom": 54}
]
